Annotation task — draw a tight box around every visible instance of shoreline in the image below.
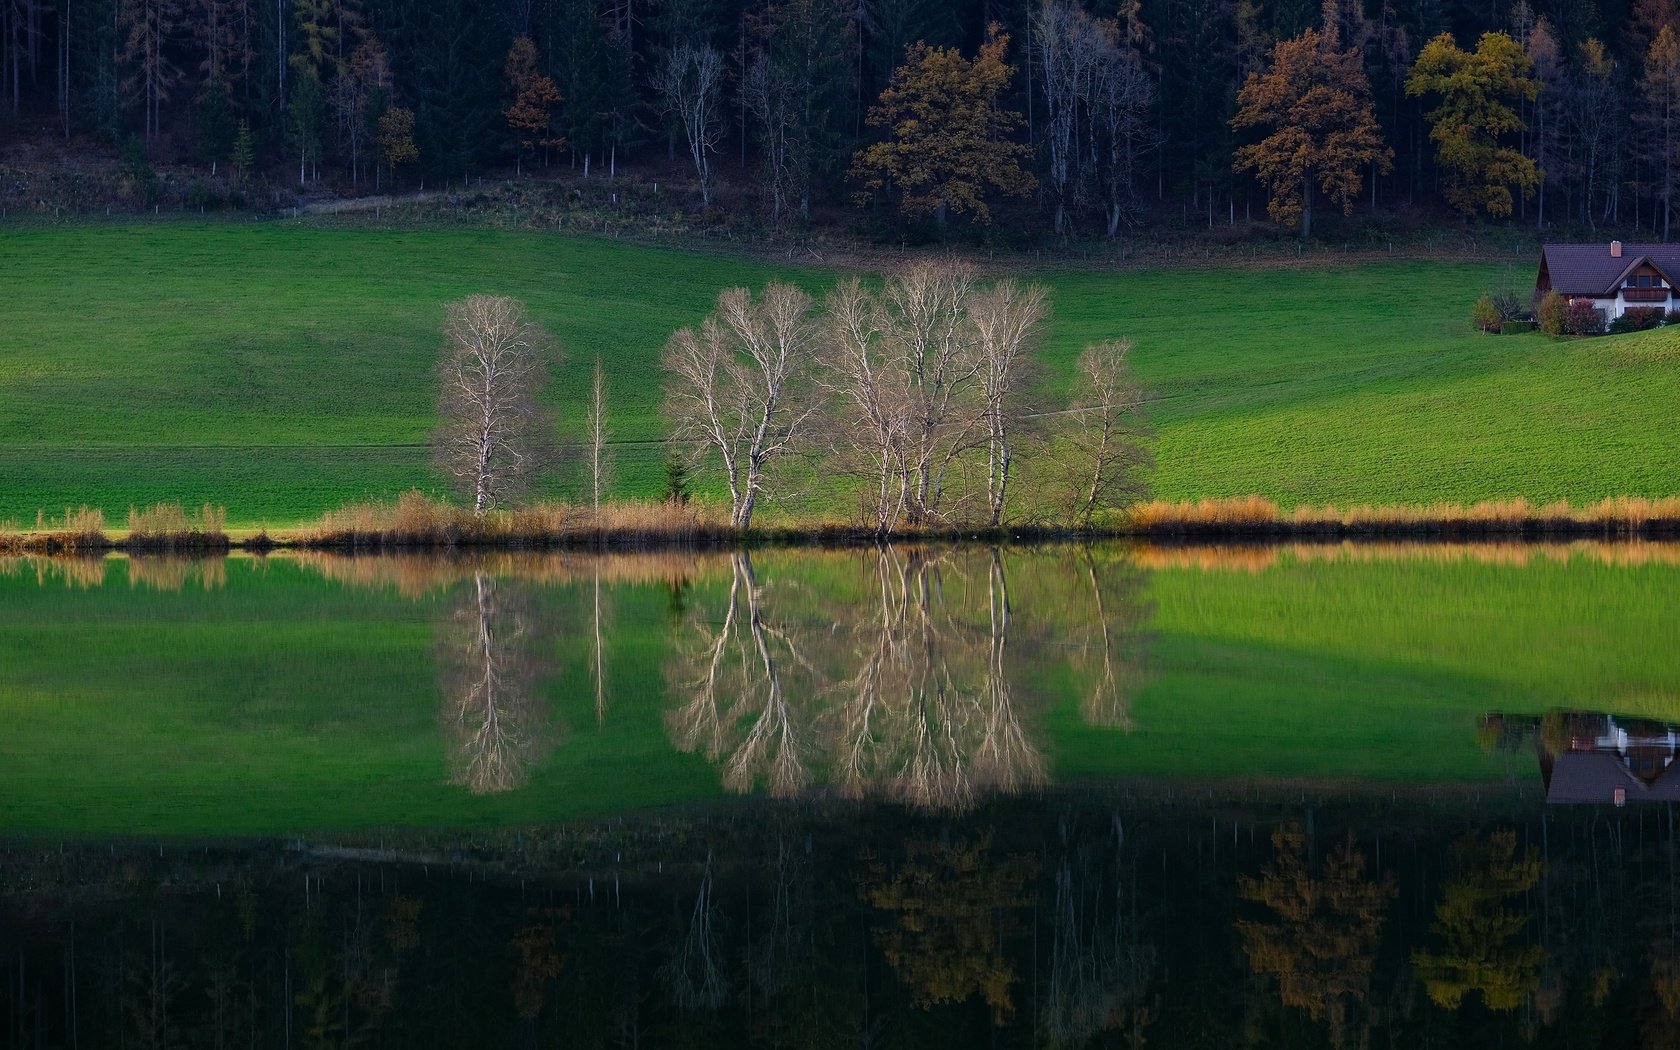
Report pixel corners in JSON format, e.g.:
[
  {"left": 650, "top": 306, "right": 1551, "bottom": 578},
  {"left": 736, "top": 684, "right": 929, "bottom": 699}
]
[{"left": 9, "top": 515, "right": 1680, "bottom": 556}]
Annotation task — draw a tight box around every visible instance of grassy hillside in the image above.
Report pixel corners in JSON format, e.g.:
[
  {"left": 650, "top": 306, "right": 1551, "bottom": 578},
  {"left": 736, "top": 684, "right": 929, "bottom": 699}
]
[{"left": 3, "top": 222, "right": 1678, "bottom": 525}]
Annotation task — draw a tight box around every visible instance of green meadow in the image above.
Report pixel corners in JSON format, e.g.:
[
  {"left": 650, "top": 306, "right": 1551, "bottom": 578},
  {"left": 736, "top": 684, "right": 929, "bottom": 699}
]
[
  {"left": 3, "top": 222, "right": 1679, "bottom": 526},
  {"left": 2, "top": 544, "right": 1676, "bottom": 836}
]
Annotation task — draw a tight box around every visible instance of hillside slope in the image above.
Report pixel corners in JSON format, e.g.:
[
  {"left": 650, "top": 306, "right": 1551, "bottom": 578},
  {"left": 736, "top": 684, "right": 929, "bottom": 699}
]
[{"left": 2, "top": 222, "right": 1676, "bottom": 524}]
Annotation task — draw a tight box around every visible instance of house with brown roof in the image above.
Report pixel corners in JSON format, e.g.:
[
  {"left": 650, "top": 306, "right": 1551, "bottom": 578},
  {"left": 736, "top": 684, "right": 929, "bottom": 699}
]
[
  {"left": 1538, "top": 712, "right": 1680, "bottom": 806},
  {"left": 1536, "top": 240, "right": 1680, "bottom": 320}
]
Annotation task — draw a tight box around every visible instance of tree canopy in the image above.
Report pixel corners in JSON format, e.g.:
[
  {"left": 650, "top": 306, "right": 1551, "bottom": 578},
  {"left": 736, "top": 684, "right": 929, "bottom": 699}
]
[{"left": 1232, "top": 27, "right": 1392, "bottom": 238}]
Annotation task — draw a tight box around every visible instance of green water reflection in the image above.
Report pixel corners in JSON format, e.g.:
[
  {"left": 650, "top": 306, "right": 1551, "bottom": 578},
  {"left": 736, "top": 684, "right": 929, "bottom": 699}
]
[{"left": 1, "top": 542, "right": 1679, "bottom": 833}]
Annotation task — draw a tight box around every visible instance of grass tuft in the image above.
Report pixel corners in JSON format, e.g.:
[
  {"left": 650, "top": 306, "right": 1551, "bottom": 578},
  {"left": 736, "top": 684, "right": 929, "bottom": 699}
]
[
  {"left": 301, "top": 491, "right": 718, "bottom": 549},
  {"left": 125, "top": 502, "right": 230, "bottom": 552},
  {"left": 1127, "top": 496, "right": 1680, "bottom": 537}
]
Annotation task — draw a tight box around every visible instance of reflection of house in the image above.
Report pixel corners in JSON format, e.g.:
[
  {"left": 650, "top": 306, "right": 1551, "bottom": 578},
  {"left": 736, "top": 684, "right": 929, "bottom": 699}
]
[
  {"left": 1535, "top": 241, "right": 1680, "bottom": 319},
  {"left": 1539, "top": 713, "right": 1680, "bottom": 805}
]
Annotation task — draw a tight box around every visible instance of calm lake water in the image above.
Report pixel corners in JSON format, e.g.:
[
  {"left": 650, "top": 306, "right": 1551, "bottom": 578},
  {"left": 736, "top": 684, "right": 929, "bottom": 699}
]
[{"left": 2, "top": 543, "right": 1678, "bottom": 1047}]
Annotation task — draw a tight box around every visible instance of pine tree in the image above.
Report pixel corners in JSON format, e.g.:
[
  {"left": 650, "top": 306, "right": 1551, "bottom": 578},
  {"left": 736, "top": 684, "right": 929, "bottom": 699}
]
[
  {"left": 1642, "top": 25, "right": 1680, "bottom": 239},
  {"left": 118, "top": 0, "right": 182, "bottom": 140},
  {"left": 231, "top": 116, "right": 255, "bottom": 181}
]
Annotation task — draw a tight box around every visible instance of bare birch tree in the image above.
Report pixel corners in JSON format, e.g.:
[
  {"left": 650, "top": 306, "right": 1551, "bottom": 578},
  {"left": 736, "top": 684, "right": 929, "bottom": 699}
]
[
  {"left": 663, "top": 283, "right": 818, "bottom": 530},
  {"left": 970, "top": 279, "right": 1049, "bottom": 526},
  {"left": 821, "top": 277, "right": 911, "bottom": 534},
  {"left": 1059, "top": 339, "right": 1152, "bottom": 528},
  {"left": 587, "top": 356, "right": 610, "bottom": 511},
  {"left": 653, "top": 42, "right": 726, "bottom": 205},
  {"left": 1092, "top": 31, "right": 1157, "bottom": 234},
  {"left": 742, "top": 50, "right": 798, "bottom": 224},
  {"left": 1034, "top": 1, "right": 1103, "bottom": 234},
  {"left": 433, "top": 295, "right": 558, "bottom": 513},
  {"left": 881, "top": 260, "right": 983, "bottom": 525}
]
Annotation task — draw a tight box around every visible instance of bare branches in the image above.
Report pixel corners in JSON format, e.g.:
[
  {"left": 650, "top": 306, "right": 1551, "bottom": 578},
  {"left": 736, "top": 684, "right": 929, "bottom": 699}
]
[
  {"left": 819, "top": 259, "right": 1042, "bottom": 529},
  {"left": 436, "top": 573, "right": 556, "bottom": 794},
  {"left": 652, "top": 43, "right": 725, "bottom": 205},
  {"left": 662, "top": 282, "right": 818, "bottom": 530},
  {"left": 433, "top": 295, "right": 558, "bottom": 514},
  {"left": 882, "top": 259, "right": 982, "bottom": 525},
  {"left": 663, "top": 262, "right": 1145, "bottom": 532},
  {"left": 587, "top": 356, "right": 610, "bottom": 511},
  {"left": 970, "top": 279, "right": 1049, "bottom": 526},
  {"left": 1032, "top": 1, "right": 1159, "bottom": 235},
  {"left": 1059, "top": 340, "right": 1153, "bottom": 529}
]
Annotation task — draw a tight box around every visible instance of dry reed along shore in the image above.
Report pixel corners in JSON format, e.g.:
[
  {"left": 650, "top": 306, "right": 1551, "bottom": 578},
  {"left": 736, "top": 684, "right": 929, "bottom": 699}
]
[{"left": 7, "top": 494, "right": 1680, "bottom": 555}]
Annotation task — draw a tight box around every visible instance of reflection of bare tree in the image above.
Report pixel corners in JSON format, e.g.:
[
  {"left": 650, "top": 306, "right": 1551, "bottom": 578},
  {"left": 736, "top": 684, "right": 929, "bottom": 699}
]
[
  {"left": 592, "top": 564, "right": 609, "bottom": 727},
  {"left": 667, "top": 552, "right": 817, "bottom": 797},
  {"left": 826, "top": 548, "right": 1048, "bottom": 810},
  {"left": 1069, "top": 548, "right": 1153, "bottom": 730},
  {"left": 1041, "top": 830, "right": 1159, "bottom": 1048},
  {"left": 436, "top": 573, "right": 556, "bottom": 795},
  {"left": 660, "top": 852, "right": 729, "bottom": 1011},
  {"left": 665, "top": 547, "right": 1065, "bottom": 811}
]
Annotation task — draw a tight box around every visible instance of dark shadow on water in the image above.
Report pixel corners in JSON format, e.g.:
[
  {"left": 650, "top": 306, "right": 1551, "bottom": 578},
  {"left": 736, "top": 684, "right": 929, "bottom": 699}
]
[{"left": 2, "top": 784, "right": 1677, "bottom": 1048}]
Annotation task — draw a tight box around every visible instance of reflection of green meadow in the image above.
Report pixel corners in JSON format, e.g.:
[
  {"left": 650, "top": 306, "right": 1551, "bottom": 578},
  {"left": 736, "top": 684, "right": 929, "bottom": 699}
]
[{"left": 1, "top": 545, "right": 1677, "bottom": 835}]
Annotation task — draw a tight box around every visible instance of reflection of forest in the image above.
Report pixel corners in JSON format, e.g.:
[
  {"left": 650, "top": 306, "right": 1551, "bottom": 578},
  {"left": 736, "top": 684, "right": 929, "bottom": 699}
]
[
  {"left": 666, "top": 547, "right": 1151, "bottom": 809},
  {"left": 3, "top": 792, "right": 1677, "bottom": 1048}
]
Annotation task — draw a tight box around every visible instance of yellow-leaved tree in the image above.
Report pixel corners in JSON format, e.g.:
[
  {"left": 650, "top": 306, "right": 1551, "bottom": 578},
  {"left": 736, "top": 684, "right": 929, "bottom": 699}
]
[
  {"left": 1405, "top": 31, "right": 1540, "bottom": 217},
  {"left": 852, "top": 24, "right": 1035, "bottom": 226},
  {"left": 1231, "top": 28, "right": 1392, "bottom": 238}
]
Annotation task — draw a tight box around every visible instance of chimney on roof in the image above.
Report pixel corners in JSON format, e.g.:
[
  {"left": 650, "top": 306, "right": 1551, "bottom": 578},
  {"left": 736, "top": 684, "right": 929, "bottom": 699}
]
[{"left": 1611, "top": 240, "right": 1624, "bottom": 258}]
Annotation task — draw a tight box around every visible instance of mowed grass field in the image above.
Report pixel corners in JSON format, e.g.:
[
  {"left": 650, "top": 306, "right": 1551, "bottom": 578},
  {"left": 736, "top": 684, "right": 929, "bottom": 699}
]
[{"left": 3, "top": 221, "right": 1679, "bottom": 526}]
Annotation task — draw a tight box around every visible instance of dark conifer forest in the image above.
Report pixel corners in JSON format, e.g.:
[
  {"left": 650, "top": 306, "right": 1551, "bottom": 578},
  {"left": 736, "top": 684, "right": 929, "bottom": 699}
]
[{"left": 0, "top": 0, "right": 1673, "bottom": 237}]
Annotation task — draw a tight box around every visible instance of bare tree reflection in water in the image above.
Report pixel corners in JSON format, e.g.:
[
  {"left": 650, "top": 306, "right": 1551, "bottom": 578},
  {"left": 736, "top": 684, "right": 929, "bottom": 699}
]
[
  {"left": 1041, "top": 815, "right": 1159, "bottom": 1047},
  {"left": 666, "top": 552, "right": 818, "bottom": 798},
  {"left": 661, "top": 851, "right": 729, "bottom": 1011},
  {"left": 836, "top": 547, "right": 1046, "bottom": 809},
  {"left": 437, "top": 573, "right": 557, "bottom": 795},
  {"left": 667, "top": 546, "right": 1153, "bottom": 810},
  {"left": 592, "top": 562, "right": 610, "bottom": 727},
  {"left": 1069, "top": 548, "right": 1153, "bottom": 730}
]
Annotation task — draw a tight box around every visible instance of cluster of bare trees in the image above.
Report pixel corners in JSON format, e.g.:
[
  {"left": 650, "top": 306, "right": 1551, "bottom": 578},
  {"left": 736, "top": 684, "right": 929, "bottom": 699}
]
[
  {"left": 665, "top": 545, "right": 1150, "bottom": 811},
  {"left": 1032, "top": 1, "right": 1159, "bottom": 235},
  {"left": 664, "top": 259, "right": 1150, "bottom": 533},
  {"left": 430, "top": 275, "right": 1145, "bottom": 533}
]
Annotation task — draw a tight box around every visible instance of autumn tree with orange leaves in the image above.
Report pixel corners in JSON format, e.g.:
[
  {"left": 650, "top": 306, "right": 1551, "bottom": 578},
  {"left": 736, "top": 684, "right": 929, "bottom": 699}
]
[
  {"left": 504, "top": 36, "right": 563, "bottom": 173},
  {"left": 852, "top": 25, "right": 1035, "bottom": 226},
  {"left": 1231, "top": 28, "right": 1391, "bottom": 239}
]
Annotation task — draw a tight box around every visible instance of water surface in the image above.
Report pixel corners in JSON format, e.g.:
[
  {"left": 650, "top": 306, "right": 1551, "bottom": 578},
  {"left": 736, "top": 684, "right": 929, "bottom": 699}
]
[{"left": 2, "top": 542, "right": 1677, "bottom": 1046}]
